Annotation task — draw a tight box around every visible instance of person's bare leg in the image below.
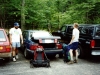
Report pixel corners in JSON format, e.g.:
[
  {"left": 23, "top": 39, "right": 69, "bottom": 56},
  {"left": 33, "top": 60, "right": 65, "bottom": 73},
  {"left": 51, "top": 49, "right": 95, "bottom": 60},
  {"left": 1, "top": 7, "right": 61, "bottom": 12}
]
[
  {"left": 75, "top": 50, "right": 78, "bottom": 60},
  {"left": 15, "top": 48, "right": 18, "bottom": 55},
  {"left": 12, "top": 47, "right": 16, "bottom": 56},
  {"left": 12, "top": 47, "right": 16, "bottom": 61},
  {"left": 69, "top": 49, "right": 73, "bottom": 61},
  {"left": 74, "top": 50, "right": 78, "bottom": 63},
  {"left": 68, "top": 49, "right": 74, "bottom": 64},
  {"left": 15, "top": 48, "right": 19, "bottom": 59}
]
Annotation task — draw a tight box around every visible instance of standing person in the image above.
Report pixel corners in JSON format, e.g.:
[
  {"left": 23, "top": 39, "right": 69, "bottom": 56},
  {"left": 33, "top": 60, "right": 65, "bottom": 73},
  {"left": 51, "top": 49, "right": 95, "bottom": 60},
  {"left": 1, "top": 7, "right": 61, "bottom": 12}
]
[
  {"left": 68, "top": 23, "right": 80, "bottom": 64},
  {"left": 9, "top": 22, "right": 23, "bottom": 62}
]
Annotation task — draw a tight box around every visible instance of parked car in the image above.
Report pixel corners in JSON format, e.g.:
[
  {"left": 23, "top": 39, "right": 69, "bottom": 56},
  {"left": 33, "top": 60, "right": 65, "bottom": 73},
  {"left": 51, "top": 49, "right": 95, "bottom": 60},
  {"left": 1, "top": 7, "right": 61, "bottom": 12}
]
[
  {"left": 52, "top": 24, "right": 100, "bottom": 58},
  {"left": 0, "top": 28, "right": 12, "bottom": 60},
  {"left": 21, "top": 30, "right": 63, "bottom": 58}
]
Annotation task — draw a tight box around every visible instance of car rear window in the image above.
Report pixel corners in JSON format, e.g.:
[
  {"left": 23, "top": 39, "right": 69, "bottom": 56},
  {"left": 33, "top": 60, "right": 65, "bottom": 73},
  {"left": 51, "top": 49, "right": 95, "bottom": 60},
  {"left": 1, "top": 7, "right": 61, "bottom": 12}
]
[
  {"left": 95, "top": 26, "right": 100, "bottom": 36},
  {"left": 0, "top": 30, "right": 6, "bottom": 41},
  {"left": 81, "top": 26, "right": 94, "bottom": 36},
  {"left": 32, "top": 31, "right": 51, "bottom": 37}
]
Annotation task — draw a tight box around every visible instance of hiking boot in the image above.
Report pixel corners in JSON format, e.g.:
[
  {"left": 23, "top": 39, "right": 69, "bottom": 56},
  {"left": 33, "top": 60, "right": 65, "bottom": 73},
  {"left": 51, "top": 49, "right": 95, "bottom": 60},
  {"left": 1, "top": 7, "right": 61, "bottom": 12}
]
[
  {"left": 74, "top": 59, "right": 78, "bottom": 63},
  {"left": 67, "top": 60, "right": 74, "bottom": 64},
  {"left": 13, "top": 57, "right": 16, "bottom": 62},
  {"left": 16, "top": 55, "right": 18, "bottom": 59}
]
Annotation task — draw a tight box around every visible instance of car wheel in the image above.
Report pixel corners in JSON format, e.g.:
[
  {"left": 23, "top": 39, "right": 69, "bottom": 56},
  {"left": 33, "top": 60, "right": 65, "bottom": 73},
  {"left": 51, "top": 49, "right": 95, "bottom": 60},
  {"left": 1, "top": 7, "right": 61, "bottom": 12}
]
[
  {"left": 24, "top": 48, "right": 29, "bottom": 59},
  {"left": 77, "top": 45, "right": 84, "bottom": 58}
]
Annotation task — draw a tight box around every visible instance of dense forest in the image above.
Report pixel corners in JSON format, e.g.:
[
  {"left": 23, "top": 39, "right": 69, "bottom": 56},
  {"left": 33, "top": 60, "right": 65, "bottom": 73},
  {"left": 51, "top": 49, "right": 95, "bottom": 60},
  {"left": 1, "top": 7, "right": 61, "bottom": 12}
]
[{"left": 0, "top": 0, "right": 100, "bottom": 32}]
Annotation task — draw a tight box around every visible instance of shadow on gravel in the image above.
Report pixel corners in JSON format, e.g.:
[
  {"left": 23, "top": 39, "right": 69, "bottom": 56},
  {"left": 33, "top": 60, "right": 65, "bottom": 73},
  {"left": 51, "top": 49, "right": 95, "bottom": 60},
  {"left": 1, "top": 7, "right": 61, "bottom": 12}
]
[
  {"left": 83, "top": 55, "right": 100, "bottom": 63},
  {"left": 47, "top": 55, "right": 61, "bottom": 62},
  {"left": 0, "top": 59, "right": 9, "bottom": 66}
]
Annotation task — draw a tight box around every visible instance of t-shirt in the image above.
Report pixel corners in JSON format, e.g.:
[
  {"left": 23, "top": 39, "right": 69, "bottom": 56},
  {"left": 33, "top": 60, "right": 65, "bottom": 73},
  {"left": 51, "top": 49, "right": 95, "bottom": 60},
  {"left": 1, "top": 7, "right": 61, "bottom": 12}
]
[
  {"left": 9, "top": 27, "right": 22, "bottom": 42},
  {"left": 72, "top": 28, "right": 79, "bottom": 42}
]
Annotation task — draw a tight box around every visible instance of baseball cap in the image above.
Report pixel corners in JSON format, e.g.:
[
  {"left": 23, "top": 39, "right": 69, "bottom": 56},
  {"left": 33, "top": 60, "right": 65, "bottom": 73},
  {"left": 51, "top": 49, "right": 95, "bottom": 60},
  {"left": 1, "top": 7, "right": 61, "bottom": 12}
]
[{"left": 14, "top": 22, "right": 19, "bottom": 26}]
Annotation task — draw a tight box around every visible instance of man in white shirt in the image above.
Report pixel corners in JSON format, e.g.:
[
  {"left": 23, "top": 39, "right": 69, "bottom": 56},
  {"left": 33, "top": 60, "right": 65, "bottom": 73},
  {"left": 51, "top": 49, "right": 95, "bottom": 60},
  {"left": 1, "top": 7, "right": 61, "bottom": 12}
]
[
  {"left": 68, "top": 23, "right": 79, "bottom": 64},
  {"left": 9, "top": 22, "right": 23, "bottom": 61}
]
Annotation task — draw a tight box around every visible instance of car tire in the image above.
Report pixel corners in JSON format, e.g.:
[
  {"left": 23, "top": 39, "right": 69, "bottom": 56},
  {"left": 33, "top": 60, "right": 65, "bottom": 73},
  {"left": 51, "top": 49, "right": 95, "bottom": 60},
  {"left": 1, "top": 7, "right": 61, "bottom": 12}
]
[
  {"left": 24, "top": 48, "right": 29, "bottom": 59},
  {"left": 77, "top": 45, "right": 84, "bottom": 58}
]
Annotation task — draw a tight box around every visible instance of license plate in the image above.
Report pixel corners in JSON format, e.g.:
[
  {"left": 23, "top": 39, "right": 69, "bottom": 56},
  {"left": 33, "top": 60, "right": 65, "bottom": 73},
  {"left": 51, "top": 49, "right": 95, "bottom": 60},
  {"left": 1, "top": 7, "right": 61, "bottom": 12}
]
[
  {"left": 45, "top": 39, "right": 53, "bottom": 43},
  {"left": 92, "top": 51, "right": 100, "bottom": 55},
  {"left": 95, "top": 52, "right": 100, "bottom": 55}
]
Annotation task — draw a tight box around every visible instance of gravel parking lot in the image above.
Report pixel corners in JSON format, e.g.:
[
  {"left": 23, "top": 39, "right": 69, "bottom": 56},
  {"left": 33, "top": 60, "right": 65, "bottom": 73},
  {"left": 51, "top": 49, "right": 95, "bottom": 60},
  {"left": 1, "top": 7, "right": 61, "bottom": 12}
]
[{"left": 0, "top": 51, "right": 100, "bottom": 75}]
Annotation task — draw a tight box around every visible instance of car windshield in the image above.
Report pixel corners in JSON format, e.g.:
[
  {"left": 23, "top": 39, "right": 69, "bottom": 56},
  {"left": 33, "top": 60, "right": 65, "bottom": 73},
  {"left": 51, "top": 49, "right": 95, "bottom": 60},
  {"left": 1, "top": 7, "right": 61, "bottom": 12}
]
[
  {"left": 32, "top": 31, "right": 52, "bottom": 37},
  {"left": 95, "top": 26, "right": 100, "bottom": 36},
  {"left": 0, "top": 30, "right": 6, "bottom": 41}
]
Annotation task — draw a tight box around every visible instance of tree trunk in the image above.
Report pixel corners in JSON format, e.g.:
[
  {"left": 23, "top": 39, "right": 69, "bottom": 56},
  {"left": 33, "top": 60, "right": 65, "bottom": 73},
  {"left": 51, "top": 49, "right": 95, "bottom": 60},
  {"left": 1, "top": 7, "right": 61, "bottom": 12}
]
[{"left": 21, "top": 0, "right": 25, "bottom": 31}]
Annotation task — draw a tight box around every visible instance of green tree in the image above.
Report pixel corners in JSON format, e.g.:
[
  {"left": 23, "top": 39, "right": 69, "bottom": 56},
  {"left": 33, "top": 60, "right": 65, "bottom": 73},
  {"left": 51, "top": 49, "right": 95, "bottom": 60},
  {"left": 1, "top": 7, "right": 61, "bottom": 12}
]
[
  {"left": 1, "top": 0, "right": 100, "bottom": 31},
  {"left": 21, "top": 0, "right": 25, "bottom": 31}
]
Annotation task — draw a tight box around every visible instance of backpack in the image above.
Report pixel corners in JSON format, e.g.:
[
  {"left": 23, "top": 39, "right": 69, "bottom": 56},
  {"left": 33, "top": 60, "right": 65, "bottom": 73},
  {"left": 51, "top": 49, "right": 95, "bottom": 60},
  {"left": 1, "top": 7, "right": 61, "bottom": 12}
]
[{"left": 62, "top": 43, "right": 70, "bottom": 62}]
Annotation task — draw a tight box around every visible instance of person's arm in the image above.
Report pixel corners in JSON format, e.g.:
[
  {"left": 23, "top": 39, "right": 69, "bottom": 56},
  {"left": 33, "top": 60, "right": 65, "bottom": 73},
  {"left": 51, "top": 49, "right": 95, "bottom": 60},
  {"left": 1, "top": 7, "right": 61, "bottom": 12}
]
[{"left": 20, "top": 34, "right": 23, "bottom": 44}]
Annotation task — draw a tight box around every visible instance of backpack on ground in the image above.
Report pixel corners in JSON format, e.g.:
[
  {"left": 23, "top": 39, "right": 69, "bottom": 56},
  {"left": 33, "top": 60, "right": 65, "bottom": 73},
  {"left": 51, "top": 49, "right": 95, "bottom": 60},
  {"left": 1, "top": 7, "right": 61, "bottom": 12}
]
[{"left": 30, "top": 45, "right": 50, "bottom": 68}]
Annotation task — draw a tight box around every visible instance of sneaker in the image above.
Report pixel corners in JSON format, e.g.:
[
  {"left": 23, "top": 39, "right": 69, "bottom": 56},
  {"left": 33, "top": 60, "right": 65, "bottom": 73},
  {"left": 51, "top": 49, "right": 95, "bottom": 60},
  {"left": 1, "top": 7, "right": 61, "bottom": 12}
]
[
  {"left": 67, "top": 60, "right": 74, "bottom": 64},
  {"left": 16, "top": 55, "right": 18, "bottom": 59},
  {"left": 74, "top": 59, "right": 78, "bottom": 63},
  {"left": 13, "top": 58, "right": 16, "bottom": 62}
]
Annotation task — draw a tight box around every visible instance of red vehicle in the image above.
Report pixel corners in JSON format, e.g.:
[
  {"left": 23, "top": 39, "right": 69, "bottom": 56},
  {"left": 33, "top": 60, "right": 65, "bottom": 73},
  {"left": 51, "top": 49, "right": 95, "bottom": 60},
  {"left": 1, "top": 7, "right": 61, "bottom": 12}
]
[{"left": 0, "top": 28, "right": 12, "bottom": 60}]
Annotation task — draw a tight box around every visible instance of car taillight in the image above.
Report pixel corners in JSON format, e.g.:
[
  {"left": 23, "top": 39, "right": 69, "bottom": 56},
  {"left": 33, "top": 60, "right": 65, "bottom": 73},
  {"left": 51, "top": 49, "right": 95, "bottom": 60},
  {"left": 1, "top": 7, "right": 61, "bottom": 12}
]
[
  {"left": 90, "top": 40, "right": 95, "bottom": 48},
  {"left": 56, "top": 43, "right": 62, "bottom": 49},
  {"left": 6, "top": 45, "right": 11, "bottom": 52},
  {"left": 30, "top": 44, "right": 38, "bottom": 50},
  {"left": 54, "top": 39, "right": 57, "bottom": 43},
  {"left": 39, "top": 39, "right": 42, "bottom": 43},
  {"left": 0, "top": 46, "right": 3, "bottom": 50}
]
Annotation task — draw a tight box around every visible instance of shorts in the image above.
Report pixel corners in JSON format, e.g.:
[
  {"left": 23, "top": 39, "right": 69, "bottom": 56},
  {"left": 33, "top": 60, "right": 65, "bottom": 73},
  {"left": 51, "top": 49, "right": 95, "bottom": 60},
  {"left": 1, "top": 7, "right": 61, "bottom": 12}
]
[
  {"left": 12, "top": 42, "right": 20, "bottom": 48},
  {"left": 70, "top": 42, "right": 78, "bottom": 50}
]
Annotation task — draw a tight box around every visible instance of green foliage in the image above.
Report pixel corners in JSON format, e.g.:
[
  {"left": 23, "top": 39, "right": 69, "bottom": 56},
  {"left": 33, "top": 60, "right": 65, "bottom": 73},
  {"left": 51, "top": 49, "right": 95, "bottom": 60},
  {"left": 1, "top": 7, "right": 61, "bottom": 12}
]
[{"left": 0, "top": 0, "right": 100, "bottom": 31}]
